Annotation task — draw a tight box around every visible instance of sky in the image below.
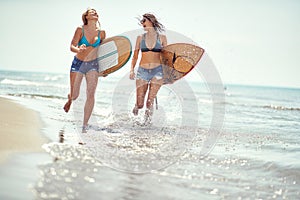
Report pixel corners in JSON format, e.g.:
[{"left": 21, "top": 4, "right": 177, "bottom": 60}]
[{"left": 0, "top": 0, "right": 299, "bottom": 88}]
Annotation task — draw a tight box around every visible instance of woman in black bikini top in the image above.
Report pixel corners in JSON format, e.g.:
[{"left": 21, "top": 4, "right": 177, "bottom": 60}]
[{"left": 129, "top": 13, "right": 167, "bottom": 123}]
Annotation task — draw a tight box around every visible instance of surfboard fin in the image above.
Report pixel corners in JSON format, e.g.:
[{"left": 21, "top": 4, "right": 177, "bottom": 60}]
[{"left": 172, "top": 52, "right": 177, "bottom": 64}]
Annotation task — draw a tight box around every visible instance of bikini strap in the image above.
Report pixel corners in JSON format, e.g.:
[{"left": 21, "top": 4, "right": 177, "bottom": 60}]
[
  {"left": 81, "top": 26, "right": 85, "bottom": 36},
  {"left": 157, "top": 33, "right": 161, "bottom": 43}
]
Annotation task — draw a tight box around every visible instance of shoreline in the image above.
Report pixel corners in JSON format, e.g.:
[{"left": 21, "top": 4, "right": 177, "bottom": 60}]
[{"left": 0, "top": 97, "right": 48, "bottom": 163}]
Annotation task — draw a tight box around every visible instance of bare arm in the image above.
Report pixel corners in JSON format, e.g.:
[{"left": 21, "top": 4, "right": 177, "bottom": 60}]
[
  {"left": 70, "top": 27, "right": 84, "bottom": 53},
  {"left": 131, "top": 36, "right": 141, "bottom": 71},
  {"left": 160, "top": 34, "right": 167, "bottom": 47},
  {"left": 129, "top": 36, "right": 141, "bottom": 79},
  {"left": 100, "top": 30, "right": 106, "bottom": 42}
]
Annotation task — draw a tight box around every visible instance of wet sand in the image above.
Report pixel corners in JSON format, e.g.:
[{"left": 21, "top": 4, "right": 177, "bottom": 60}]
[{"left": 0, "top": 97, "right": 47, "bottom": 163}]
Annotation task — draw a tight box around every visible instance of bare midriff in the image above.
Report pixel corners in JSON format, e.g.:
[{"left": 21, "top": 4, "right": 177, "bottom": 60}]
[
  {"left": 139, "top": 51, "right": 161, "bottom": 69},
  {"left": 76, "top": 46, "right": 98, "bottom": 61}
]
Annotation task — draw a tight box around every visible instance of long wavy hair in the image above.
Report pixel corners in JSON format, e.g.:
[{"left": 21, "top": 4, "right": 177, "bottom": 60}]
[
  {"left": 82, "top": 8, "right": 101, "bottom": 29},
  {"left": 141, "top": 13, "right": 165, "bottom": 32}
]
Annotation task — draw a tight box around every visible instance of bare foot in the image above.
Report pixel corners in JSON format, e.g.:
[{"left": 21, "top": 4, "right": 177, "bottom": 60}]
[
  {"left": 82, "top": 125, "right": 89, "bottom": 133},
  {"left": 144, "top": 109, "right": 152, "bottom": 124},
  {"left": 63, "top": 95, "right": 72, "bottom": 113},
  {"left": 132, "top": 106, "right": 139, "bottom": 116}
]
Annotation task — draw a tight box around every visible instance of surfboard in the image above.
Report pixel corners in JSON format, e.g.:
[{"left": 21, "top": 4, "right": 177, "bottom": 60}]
[
  {"left": 160, "top": 43, "right": 204, "bottom": 84},
  {"left": 97, "top": 36, "right": 132, "bottom": 76}
]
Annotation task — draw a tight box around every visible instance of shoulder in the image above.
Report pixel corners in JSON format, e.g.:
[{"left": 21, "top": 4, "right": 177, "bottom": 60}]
[
  {"left": 159, "top": 34, "right": 167, "bottom": 40},
  {"left": 77, "top": 25, "right": 84, "bottom": 31},
  {"left": 73, "top": 26, "right": 83, "bottom": 38},
  {"left": 159, "top": 34, "right": 167, "bottom": 45},
  {"left": 75, "top": 26, "right": 83, "bottom": 33},
  {"left": 99, "top": 30, "right": 106, "bottom": 39},
  {"left": 99, "top": 30, "right": 106, "bottom": 34},
  {"left": 98, "top": 28, "right": 105, "bottom": 32},
  {"left": 138, "top": 34, "right": 145, "bottom": 38},
  {"left": 136, "top": 35, "right": 143, "bottom": 42}
]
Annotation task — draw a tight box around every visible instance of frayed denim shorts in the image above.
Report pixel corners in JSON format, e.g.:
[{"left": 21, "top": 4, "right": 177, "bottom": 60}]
[
  {"left": 70, "top": 56, "right": 99, "bottom": 74},
  {"left": 136, "top": 65, "right": 163, "bottom": 82}
]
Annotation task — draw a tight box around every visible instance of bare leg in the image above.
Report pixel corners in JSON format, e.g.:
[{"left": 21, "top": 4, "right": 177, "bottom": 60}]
[
  {"left": 145, "top": 77, "right": 163, "bottom": 119},
  {"left": 72, "top": 73, "right": 84, "bottom": 101},
  {"left": 64, "top": 72, "right": 77, "bottom": 112},
  {"left": 133, "top": 79, "right": 148, "bottom": 115},
  {"left": 83, "top": 71, "right": 98, "bottom": 127}
]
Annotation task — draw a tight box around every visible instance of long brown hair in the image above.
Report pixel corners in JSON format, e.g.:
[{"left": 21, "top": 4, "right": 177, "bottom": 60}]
[{"left": 142, "top": 13, "right": 165, "bottom": 32}]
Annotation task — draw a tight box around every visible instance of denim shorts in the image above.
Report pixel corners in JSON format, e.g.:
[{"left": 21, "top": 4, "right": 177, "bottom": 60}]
[
  {"left": 136, "top": 65, "right": 163, "bottom": 82},
  {"left": 70, "top": 56, "right": 99, "bottom": 74}
]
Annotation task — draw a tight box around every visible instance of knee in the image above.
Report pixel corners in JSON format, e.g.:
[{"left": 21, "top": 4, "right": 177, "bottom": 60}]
[
  {"left": 72, "top": 94, "right": 78, "bottom": 101},
  {"left": 71, "top": 91, "right": 79, "bottom": 100},
  {"left": 86, "top": 92, "right": 95, "bottom": 101},
  {"left": 71, "top": 88, "right": 79, "bottom": 100}
]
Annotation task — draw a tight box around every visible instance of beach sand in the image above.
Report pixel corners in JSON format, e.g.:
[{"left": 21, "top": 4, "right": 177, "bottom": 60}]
[
  {"left": 0, "top": 97, "right": 51, "bottom": 199},
  {"left": 0, "top": 97, "right": 48, "bottom": 163}
]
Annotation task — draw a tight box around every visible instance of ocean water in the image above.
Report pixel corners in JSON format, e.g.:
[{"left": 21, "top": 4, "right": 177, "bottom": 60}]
[{"left": 0, "top": 69, "right": 299, "bottom": 199}]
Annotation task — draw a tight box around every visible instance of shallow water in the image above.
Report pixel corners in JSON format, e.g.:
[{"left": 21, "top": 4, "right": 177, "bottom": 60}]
[{"left": 0, "top": 70, "right": 299, "bottom": 199}]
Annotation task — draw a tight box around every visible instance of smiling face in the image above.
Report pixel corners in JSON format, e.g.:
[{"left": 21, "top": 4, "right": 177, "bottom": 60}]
[
  {"left": 86, "top": 9, "right": 98, "bottom": 20},
  {"left": 82, "top": 9, "right": 99, "bottom": 25},
  {"left": 140, "top": 17, "right": 153, "bottom": 31},
  {"left": 139, "top": 13, "right": 164, "bottom": 32}
]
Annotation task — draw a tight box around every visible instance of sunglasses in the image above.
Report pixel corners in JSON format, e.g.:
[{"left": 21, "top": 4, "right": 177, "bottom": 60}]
[{"left": 140, "top": 18, "right": 146, "bottom": 24}]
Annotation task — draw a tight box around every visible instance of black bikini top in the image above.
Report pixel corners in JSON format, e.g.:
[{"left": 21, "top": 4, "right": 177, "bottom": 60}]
[{"left": 140, "top": 33, "right": 162, "bottom": 52}]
